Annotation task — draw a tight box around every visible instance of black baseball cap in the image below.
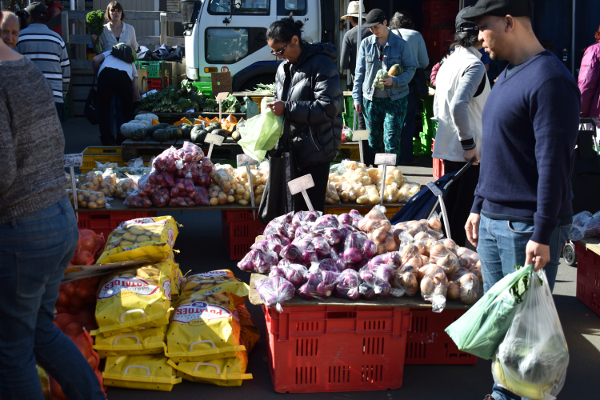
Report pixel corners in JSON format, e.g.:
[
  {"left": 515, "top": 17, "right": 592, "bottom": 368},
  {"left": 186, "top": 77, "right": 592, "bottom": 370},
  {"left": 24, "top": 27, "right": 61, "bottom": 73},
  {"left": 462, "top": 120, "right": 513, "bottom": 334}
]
[
  {"left": 456, "top": 7, "right": 480, "bottom": 32},
  {"left": 25, "top": 2, "right": 48, "bottom": 18},
  {"left": 362, "top": 9, "right": 386, "bottom": 28},
  {"left": 461, "top": 0, "right": 533, "bottom": 21}
]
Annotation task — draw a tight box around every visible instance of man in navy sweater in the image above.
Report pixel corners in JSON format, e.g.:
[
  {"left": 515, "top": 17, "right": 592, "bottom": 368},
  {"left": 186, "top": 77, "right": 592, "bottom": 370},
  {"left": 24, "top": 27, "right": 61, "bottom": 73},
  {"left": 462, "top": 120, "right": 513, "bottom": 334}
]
[{"left": 463, "top": 1, "right": 579, "bottom": 399}]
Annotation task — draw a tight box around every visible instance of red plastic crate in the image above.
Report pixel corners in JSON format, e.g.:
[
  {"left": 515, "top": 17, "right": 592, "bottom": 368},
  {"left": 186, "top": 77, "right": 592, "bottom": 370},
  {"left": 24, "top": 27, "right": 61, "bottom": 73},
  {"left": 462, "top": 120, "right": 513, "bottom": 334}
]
[
  {"left": 221, "top": 210, "right": 253, "bottom": 225},
  {"left": 147, "top": 78, "right": 162, "bottom": 92},
  {"left": 423, "top": 28, "right": 454, "bottom": 59},
  {"left": 77, "top": 211, "right": 158, "bottom": 238},
  {"left": 423, "top": 1, "right": 458, "bottom": 30},
  {"left": 575, "top": 241, "right": 600, "bottom": 317},
  {"left": 406, "top": 308, "right": 477, "bottom": 365},
  {"left": 221, "top": 217, "right": 265, "bottom": 260},
  {"left": 423, "top": 0, "right": 459, "bottom": 12},
  {"left": 432, "top": 141, "right": 445, "bottom": 180},
  {"left": 263, "top": 305, "right": 412, "bottom": 393}
]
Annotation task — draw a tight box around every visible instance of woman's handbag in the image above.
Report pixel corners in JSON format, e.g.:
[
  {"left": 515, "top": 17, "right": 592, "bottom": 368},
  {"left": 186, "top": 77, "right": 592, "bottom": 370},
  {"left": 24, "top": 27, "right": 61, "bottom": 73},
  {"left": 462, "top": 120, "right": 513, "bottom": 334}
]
[
  {"left": 84, "top": 76, "right": 100, "bottom": 125},
  {"left": 258, "top": 122, "right": 296, "bottom": 224}
]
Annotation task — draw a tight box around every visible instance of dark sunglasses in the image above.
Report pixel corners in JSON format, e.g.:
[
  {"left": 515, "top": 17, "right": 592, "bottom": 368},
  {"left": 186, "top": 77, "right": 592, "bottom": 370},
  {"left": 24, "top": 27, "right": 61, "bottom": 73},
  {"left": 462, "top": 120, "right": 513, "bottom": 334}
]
[
  {"left": 110, "top": 8, "right": 121, "bottom": 12},
  {"left": 270, "top": 42, "right": 290, "bottom": 56}
]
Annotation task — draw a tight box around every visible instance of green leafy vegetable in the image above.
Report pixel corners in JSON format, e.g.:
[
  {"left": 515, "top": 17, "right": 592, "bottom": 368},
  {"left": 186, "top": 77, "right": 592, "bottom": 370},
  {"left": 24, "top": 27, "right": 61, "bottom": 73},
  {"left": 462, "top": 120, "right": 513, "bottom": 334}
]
[{"left": 86, "top": 10, "right": 105, "bottom": 54}]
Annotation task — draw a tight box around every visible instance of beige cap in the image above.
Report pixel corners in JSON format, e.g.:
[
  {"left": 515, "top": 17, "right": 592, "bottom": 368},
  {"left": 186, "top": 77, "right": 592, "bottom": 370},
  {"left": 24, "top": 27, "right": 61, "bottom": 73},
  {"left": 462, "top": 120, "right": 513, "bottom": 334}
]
[{"left": 341, "top": 1, "right": 366, "bottom": 20}]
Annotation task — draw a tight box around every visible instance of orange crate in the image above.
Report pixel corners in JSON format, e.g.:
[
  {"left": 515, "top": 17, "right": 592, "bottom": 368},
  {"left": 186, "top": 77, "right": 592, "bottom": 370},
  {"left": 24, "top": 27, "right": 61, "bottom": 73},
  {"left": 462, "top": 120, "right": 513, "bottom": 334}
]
[
  {"left": 221, "top": 217, "right": 266, "bottom": 260},
  {"left": 406, "top": 308, "right": 477, "bottom": 365},
  {"left": 78, "top": 211, "right": 158, "bottom": 238},
  {"left": 263, "top": 305, "right": 411, "bottom": 393},
  {"left": 575, "top": 242, "right": 600, "bottom": 317}
]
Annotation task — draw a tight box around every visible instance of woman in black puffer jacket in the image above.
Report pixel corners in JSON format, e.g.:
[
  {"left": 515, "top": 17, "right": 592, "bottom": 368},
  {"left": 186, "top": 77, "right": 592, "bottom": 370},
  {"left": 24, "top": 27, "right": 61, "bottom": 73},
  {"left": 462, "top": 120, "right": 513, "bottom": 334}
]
[{"left": 266, "top": 17, "right": 343, "bottom": 212}]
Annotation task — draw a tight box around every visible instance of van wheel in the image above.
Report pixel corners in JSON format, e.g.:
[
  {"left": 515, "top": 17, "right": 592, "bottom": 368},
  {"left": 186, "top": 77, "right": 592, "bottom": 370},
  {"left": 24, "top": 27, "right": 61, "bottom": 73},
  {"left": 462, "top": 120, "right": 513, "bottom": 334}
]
[{"left": 563, "top": 242, "right": 577, "bottom": 266}]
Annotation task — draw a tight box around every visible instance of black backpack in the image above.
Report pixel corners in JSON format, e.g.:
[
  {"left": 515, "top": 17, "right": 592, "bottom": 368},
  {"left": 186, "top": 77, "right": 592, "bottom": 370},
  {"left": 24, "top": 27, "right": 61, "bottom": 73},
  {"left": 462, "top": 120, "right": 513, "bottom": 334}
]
[{"left": 111, "top": 43, "right": 136, "bottom": 63}]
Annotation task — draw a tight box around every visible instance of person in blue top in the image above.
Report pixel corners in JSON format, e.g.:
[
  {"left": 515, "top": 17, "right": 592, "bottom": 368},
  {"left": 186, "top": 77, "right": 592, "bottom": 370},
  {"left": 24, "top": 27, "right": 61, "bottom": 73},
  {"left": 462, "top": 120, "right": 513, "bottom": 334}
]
[
  {"left": 463, "top": 1, "right": 580, "bottom": 397},
  {"left": 352, "top": 9, "right": 416, "bottom": 166}
]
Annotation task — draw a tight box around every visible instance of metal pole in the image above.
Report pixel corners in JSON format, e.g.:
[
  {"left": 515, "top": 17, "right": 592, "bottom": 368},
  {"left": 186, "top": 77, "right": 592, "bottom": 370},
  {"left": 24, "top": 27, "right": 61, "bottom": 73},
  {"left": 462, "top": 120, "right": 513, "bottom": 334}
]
[{"left": 571, "top": 0, "right": 576, "bottom": 77}]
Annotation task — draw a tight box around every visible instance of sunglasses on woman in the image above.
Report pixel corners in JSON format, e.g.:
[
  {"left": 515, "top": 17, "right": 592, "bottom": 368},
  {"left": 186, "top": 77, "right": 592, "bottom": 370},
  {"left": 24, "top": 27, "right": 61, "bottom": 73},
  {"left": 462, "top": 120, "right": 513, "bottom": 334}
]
[
  {"left": 110, "top": 8, "right": 121, "bottom": 12},
  {"left": 270, "top": 42, "right": 290, "bottom": 56}
]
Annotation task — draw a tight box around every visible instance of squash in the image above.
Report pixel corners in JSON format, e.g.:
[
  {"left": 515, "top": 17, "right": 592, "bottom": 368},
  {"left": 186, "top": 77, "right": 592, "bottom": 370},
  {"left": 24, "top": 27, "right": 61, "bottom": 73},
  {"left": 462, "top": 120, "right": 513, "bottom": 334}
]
[
  {"left": 181, "top": 124, "right": 193, "bottom": 139},
  {"left": 174, "top": 118, "right": 192, "bottom": 126},
  {"left": 209, "top": 122, "right": 222, "bottom": 129},
  {"left": 135, "top": 113, "right": 159, "bottom": 123},
  {"left": 147, "top": 123, "right": 170, "bottom": 137},
  {"left": 388, "top": 64, "right": 404, "bottom": 76},
  {"left": 130, "top": 127, "right": 147, "bottom": 141},
  {"left": 190, "top": 126, "right": 208, "bottom": 144},
  {"left": 167, "top": 127, "right": 183, "bottom": 140},
  {"left": 231, "top": 131, "right": 241, "bottom": 142},
  {"left": 153, "top": 129, "right": 170, "bottom": 142},
  {"left": 120, "top": 121, "right": 147, "bottom": 139},
  {"left": 151, "top": 119, "right": 160, "bottom": 125},
  {"left": 213, "top": 129, "right": 228, "bottom": 138},
  {"left": 205, "top": 126, "right": 217, "bottom": 133}
]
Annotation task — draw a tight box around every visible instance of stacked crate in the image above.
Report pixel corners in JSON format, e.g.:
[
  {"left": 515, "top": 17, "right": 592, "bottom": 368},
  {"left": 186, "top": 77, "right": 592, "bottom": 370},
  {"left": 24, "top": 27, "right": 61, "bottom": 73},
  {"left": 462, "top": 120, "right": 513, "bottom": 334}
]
[{"left": 422, "top": 1, "right": 458, "bottom": 59}]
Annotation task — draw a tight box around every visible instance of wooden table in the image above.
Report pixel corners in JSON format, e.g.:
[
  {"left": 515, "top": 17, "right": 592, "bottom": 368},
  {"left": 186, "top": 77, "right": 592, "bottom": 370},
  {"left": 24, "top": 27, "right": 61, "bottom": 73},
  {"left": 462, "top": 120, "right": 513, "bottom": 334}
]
[
  {"left": 248, "top": 273, "right": 472, "bottom": 310},
  {"left": 578, "top": 237, "right": 600, "bottom": 256}
]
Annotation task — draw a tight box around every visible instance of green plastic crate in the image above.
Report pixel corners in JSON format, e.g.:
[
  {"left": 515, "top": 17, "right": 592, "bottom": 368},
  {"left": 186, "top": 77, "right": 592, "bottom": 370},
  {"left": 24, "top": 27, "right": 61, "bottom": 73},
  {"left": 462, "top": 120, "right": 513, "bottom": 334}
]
[
  {"left": 138, "top": 61, "right": 164, "bottom": 78},
  {"left": 190, "top": 81, "right": 213, "bottom": 96}
]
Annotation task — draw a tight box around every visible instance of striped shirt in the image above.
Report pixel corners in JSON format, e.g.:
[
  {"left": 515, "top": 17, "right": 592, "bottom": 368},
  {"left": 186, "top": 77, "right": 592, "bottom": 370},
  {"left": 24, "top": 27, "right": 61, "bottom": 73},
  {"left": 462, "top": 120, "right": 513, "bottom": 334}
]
[{"left": 15, "top": 23, "right": 70, "bottom": 103}]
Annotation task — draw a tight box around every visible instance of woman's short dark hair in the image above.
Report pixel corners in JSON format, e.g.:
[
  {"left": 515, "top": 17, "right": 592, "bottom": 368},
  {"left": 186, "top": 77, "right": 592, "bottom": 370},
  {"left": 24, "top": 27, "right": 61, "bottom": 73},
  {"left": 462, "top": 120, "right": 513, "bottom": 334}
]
[
  {"left": 389, "top": 11, "right": 414, "bottom": 30},
  {"left": 267, "top": 16, "right": 304, "bottom": 44},
  {"left": 453, "top": 31, "right": 479, "bottom": 48},
  {"left": 105, "top": 1, "right": 125, "bottom": 22}
]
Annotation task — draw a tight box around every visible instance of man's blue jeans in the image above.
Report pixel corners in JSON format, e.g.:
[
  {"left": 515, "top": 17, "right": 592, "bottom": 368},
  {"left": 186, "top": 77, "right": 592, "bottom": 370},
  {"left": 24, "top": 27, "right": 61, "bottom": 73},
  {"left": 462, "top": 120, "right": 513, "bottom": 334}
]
[
  {"left": 0, "top": 198, "right": 105, "bottom": 400},
  {"left": 477, "top": 213, "right": 571, "bottom": 400}
]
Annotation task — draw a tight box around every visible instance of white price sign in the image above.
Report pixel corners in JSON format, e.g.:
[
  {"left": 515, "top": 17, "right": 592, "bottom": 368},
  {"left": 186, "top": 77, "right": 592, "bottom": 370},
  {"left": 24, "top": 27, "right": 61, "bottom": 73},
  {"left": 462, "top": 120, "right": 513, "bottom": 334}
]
[
  {"left": 63, "top": 153, "right": 83, "bottom": 168},
  {"left": 205, "top": 133, "right": 225, "bottom": 145},
  {"left": 237, "top": 154, "right": 259, "bottom": 167},
  {"left": 288, "top": 174, "right": 315, "bottom": 211},
  {"left": 216, "top": 91, "right": 230, "bottom": 120},
  {"left": 374, "top": 153, "right": 397, "bottom": 166},
  {"left": 353, "top": 130, "right": 370, "bottom": 141}
]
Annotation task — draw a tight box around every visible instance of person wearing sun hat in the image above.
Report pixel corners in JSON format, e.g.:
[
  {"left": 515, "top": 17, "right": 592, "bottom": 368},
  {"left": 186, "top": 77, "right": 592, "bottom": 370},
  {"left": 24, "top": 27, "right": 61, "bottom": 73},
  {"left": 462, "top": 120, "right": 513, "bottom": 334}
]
[
  {"left": 352, "top": 8, "right": 416, "bottom": 166},
  {"left": 340, "top": 1, "right": 372, "bottom": 132},
  {"left": 462, "top": 2, "right": 579, "bottom": 398}
]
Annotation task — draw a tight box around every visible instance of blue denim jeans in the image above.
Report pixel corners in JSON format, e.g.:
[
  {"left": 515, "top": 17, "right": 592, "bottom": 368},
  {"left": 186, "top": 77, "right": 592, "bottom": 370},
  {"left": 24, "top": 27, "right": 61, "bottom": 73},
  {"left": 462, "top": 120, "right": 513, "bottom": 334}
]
[
  {"left": 477, "top": 213, "right": 571, "bottom": 400},
  {"left": 0, "top": 198, "right": 105, "bottom": 400}
]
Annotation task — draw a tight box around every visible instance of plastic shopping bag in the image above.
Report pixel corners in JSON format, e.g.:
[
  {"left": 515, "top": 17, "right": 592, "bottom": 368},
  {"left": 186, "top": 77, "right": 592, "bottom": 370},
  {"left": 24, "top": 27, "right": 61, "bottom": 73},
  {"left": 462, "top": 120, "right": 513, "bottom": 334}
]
[
  {"left": 445, "top": 264, "right": 534, "bottom": 360},
  {"left": 492, "top": 269, "right": 569, "bottom": 400},
  {"left": 238, "top": 109, "right": 283, "bottom": 160}
]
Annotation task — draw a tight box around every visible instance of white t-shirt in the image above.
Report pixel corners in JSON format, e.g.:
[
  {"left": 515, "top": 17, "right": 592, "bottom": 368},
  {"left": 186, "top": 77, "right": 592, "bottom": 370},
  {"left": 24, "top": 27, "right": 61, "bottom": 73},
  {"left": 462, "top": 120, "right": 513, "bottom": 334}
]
[{"left": 98, "top": 51, "right": 138, "bottom": 80}]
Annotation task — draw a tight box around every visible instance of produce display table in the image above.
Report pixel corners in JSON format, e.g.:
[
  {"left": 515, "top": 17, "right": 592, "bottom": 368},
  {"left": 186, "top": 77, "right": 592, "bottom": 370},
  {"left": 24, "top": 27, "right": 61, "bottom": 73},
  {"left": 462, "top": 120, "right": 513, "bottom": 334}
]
[
  {"left": 248, "top": 273, "right": 476, "bottom": 393},
  {"left": 121, "top": 138, "right": 243, "bottom": 162},
  {"left": 575, "top": 237, "right": 600, "bottom": 316},
  {"left": 144, "top": 111, "right": 246, "bottom": 124}
]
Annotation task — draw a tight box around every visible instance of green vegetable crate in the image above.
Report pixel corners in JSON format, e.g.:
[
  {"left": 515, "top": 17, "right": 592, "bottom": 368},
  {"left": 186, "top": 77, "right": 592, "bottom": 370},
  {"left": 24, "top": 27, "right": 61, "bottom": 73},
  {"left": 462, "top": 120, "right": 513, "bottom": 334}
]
[{"left": 138, "top": 61, "right": 164, "bottom": 79}]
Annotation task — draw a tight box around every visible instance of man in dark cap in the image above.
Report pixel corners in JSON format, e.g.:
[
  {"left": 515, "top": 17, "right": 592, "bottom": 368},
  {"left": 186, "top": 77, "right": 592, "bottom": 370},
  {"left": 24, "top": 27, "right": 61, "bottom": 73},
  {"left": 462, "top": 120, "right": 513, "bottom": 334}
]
[
  {"left": 463, "top": 2, "right": 579, "bottom": 398},
  {"left": 14, "top": 2, "right": 70, "bottom": 122}
]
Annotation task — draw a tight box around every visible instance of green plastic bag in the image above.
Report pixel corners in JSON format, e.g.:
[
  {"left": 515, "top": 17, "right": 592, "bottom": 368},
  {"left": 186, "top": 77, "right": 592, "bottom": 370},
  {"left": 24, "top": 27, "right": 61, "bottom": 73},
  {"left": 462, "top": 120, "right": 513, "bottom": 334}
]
[
  {"left": 237, "top": 109, "right": 283, "bottom": 162},
  {"left": 444, "top": 264, "right": 534, "bottom": 360}
]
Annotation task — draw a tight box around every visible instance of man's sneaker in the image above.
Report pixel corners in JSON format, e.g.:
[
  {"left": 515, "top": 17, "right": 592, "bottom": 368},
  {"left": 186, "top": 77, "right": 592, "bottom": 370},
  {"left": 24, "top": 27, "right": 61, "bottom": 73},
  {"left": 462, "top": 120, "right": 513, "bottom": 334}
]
[{"left": 483, "top": 395, "right": 495, "bottom": 400}]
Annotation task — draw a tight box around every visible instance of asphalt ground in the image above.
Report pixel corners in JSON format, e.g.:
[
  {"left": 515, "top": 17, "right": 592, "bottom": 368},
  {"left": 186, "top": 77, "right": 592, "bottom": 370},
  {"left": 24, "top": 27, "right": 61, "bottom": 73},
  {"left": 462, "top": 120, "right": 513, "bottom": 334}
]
[{"left": 62, "top": 118, "right": 600, "bottom": 400}]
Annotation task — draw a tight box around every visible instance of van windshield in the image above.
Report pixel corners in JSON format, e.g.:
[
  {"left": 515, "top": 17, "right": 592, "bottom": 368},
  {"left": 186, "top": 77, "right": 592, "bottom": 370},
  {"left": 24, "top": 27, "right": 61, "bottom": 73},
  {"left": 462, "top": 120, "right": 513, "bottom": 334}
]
[{"left": 208, "top": 0, "right": 270, "bottom": 15}]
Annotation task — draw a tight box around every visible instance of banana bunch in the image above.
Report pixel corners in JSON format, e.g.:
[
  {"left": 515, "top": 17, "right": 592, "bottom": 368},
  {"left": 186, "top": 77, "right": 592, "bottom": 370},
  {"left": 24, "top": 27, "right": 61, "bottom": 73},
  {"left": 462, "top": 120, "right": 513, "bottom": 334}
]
[
  {"left": 105, "top": 225, "right": 163, "bottom": 251},
  {"left": 66, "top": 189, "right": 107, "bottom": 209}
]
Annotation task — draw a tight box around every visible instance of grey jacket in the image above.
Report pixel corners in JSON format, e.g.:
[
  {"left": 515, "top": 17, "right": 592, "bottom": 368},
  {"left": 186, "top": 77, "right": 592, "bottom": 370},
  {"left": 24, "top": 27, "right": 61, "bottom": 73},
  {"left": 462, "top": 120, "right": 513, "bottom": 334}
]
[{"left": 340, "top": 26, "right": 373, "bottom": 76}]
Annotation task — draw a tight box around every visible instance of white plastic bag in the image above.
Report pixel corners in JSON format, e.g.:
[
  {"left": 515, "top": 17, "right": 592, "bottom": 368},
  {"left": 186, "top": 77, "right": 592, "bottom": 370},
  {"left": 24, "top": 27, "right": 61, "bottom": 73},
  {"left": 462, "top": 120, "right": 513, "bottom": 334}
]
[{"left": 492, "top": 269, "right": 569, "bottom": 400}]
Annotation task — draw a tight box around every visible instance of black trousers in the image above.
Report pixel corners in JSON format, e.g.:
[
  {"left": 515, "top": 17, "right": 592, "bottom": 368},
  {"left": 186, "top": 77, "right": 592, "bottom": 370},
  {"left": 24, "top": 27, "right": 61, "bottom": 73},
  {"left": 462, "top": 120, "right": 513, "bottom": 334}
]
[
  {"left": 294, "top": 162, "right": 331, "bottom": 213},
  {"left": 97, "top": 68, "right": 134, "bottom": 145},
  {"left": 442, "top": 160, "right": 480, "bottom": 248}
]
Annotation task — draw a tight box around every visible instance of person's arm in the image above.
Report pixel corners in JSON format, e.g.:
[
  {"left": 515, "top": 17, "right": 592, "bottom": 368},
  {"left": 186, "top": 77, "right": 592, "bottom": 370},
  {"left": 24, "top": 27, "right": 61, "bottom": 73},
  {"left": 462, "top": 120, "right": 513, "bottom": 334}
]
[
  {"left": 449, "top": 62, "right": 486, "bottom": 149},
  {"left": 417, "top": 34, "right": 429, "bottom": 69},
  {"left": 129, "top": 24, "right": 139, "bottom": 51},
  {"left": 352, "top": 41, "right": 366, "bottom": 107},
  {"left": 340, "top": 33, "right": 351, "bottom": 71},
  {"left": 0, "top": 100, "right": 17, "bottom": 193},
  {"left": 48, "top": 6, "right": 61, "bottom": 19},
  {"left": 530, "top": 77, "right": 581, "bottom": 246},
  {"left": 60, "top": 41, "right": 71, "bottom": 98},
  {"left": 392, "top": 40, "right": 416, "bottom": 89},
  {"left": 430, "top": 62, "right": 441, "bottom": 86},
  {"left": 92, "top": 53, "right": 105, "bottom": 75},
  {"left": 578, "top": 50, "right": 600, "bottom": 117},
  {"left": 284, "top": 56, "right": 342, "bottom": 127}
]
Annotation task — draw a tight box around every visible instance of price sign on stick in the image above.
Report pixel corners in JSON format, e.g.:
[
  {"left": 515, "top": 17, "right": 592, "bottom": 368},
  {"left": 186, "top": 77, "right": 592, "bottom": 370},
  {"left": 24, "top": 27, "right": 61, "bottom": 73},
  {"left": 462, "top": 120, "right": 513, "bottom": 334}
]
[
  {"left": 375, "top": 153, "right": 397, "bottom": 206},
  {"left": 237, "top": 154, "right": 260, "bottom": 219},
  {"left": 353, "top": 130, "right": 370, "bottom": 164},
  {"left": 205, "top": 133, "right": 224, "bottom": 160},
  {"left": 63, "top": 153, "right": 83, "bottom": 218},
  {"left": 216, "top": 91, "right": 229, "bottom": 121},
  {"left": 288, "top": 174, "right": 315, "bottom": 211}
]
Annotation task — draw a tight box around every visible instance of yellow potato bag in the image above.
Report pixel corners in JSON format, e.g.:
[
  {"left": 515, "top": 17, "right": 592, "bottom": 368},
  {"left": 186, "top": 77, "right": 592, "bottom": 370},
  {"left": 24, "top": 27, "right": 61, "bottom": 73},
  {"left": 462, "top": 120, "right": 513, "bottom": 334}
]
[
  {"left": 167, "top": 301, "right": 245, "bottom": 363},
  {"left": 103, "top": 355, "right": 181, "bottom": 392},
  {"left": 167, "top": 351, "right": 252, "bottom": 386},
  {"left": 98, "top": 216, "right": 180, "bottom": 264},
  {"left": 155, "top": 261, "right": 182, "bottom": 299},
  {"left": 94, "top": 265, "right": 172, "bottom": 336},
  {"left": 178, "top": 270, "right": 249, "bottom": 309},
  {"left": 94, "top": 326, "right": 167, "bottom": 358}
]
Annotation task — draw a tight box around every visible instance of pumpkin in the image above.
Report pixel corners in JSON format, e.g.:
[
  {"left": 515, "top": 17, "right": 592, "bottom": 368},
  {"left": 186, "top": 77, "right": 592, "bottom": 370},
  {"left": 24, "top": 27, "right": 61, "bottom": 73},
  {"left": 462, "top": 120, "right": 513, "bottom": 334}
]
[
  {"left": 153, "top": 129, "right": 170, "bottom": 142},
  {"left": 167, "top": 127, "right": 183, "bottom": 140},
  {"left": 120, "top": 121, "right": 147, "bottom": 139},
  {"left": 130, "top": 127, "right": 147, "bottom": 141},
  {"left": 151, "top": 119, "right": 160, "bottom": 125},
  {"left": 205, "top": 126, "right": 217, "bottom": 133},
  {"left": 135, "top": 113, "right": 159, "bottom": 123},
  {"left": 209, "top": 122, "right": 222, "bottom": 129},
  {"left": 181, "top": 124, "right": 193, "bottom": 139},
  {"left": 147, "top": 123, "right": 170, "bottom": 137},
  {"left": 388, "top": 64, "right": 404, "bottom": 76},
  {"left": 213, "top": 129, "right": 228, "bottom": 138},
  {"left": 174, "top": 118, "right": 192, "bottom": 126},
  {"left": 190, "top": 126, "right": 208, "bottom": 144},
  {"left": 231, "top": 131, "right": 241, "bottom": 142}
]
